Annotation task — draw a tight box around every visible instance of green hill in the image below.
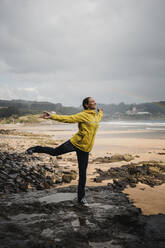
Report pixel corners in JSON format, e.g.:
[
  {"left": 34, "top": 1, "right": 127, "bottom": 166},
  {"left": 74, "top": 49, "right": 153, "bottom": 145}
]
[{"left": 0, "top": 99, "right": 165, "bottom": 123}]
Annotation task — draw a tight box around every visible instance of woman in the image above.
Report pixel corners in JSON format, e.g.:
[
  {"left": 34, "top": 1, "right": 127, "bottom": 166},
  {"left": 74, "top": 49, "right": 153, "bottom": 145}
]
[{"left": 26, "top": 97, "right": 103, "bottom": 206}]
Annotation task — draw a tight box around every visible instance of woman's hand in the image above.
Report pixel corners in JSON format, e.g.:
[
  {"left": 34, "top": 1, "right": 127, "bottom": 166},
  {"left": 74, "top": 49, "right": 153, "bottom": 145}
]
[{"left": 40, "top": 112, "right": 51, "bottom": 119}]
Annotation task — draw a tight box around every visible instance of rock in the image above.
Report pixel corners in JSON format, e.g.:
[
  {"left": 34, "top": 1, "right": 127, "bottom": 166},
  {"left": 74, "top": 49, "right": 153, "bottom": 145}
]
[
  {"left": 43, "top": 165, "right": 53, "bottom": 172},
  {"left": 0, "top": 129, "right": 16, "bottom": 135},
  {"left": 55, "top": 177, "right": 63, "bottom": 184},
  {"left": 20, "top": 171, "right": 27, "bottom": 177},
  {"left": 111, "top": 153, "right": 134, "bottom": 162},
  {"left": 6, "top": 179, "right": 15, "bottom": 185},
  {"left": 122, "top": 154, "right": 134, "bottom": 162},
  {"left": 64, "top": 166, "right": 70, "bottom": 169},
  {"left": 67, "top": 157, "right": 77, "bottom": 162},
  {"left": 56, "top": 156, "right": 63, "bottom": 160},
  {"left": 62, "top": 174, "right": 72, "bottom": 183},
  {"left": 70, "top": 170, "right": 77, "bottom": 180},
  {"left": 15, "top": 176, "right": 23, "bottom": 184},
  {"left": 94, "top": 177, "right": 103, "bottom": 183},
  {"left": 41, "top": 228, "right": 54, "bottom": 238},
  {"left": 92, "top": 153, "right": 134, "bottom": 163},
  {"left": 51, "top": 175, "right": 57, "bottom": 184},
  {"left": 61, "top": 170, "right": 77, "bottom": 183}
]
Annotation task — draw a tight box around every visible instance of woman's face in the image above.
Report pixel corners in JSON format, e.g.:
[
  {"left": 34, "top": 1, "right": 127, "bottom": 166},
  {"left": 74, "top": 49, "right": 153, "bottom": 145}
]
[{"left": 86, "top": 97, "right": 96, "bottom": 110}]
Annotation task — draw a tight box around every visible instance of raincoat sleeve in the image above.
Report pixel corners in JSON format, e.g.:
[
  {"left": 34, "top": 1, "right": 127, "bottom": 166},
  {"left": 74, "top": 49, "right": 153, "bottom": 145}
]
[
  {"left": 50, "top": 112, "right": 87, "bottom": 123},
  {"left": 97, "top": 109, "right": 103, "bottom": 121}
]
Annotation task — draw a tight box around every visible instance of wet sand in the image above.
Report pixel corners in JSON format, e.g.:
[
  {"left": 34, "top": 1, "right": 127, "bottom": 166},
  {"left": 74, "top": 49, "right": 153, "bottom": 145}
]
[
  {"left": 124, "top": 183, "right": 165, "bottom": 215},
  {"left": 0, "top": 122, "right": 165, "bottom": 215}
]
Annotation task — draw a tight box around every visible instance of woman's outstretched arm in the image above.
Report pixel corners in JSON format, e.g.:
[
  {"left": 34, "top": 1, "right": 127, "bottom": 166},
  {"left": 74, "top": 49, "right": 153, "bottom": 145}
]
[{"left": 40, "top": 111, "right": 88, "bottom": 123}]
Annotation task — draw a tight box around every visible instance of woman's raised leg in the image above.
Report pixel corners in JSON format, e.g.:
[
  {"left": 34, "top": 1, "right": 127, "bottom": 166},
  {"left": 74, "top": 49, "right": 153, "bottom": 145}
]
[{"left": 26, "top": 140, "right": 76, "bottom": 156}]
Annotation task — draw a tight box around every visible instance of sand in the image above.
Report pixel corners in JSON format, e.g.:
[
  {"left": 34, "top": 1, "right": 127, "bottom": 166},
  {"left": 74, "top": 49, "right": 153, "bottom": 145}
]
[
  {"left": 124, "top": 183, "right": 165, "bottom": 215},
  {"left": 0, "top": 122, "right": 165, "bottom": 215}
]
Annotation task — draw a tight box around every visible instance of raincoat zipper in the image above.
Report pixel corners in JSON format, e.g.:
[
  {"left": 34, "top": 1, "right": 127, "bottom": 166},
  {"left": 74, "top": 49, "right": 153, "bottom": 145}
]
[{"left": 87, "top": 115, "right": 98, "bottom": 151}]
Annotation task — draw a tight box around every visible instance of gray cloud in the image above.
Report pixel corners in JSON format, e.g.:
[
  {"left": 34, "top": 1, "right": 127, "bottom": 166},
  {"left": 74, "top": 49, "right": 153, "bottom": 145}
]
[{"left": 0, "top": 0, "right": 165, "bottom": 106}]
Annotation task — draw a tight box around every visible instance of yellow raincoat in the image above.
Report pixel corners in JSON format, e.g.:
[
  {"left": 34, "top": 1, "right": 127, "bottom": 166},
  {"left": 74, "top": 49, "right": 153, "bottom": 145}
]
[{"left": 51, "top": 109, "right": 103, "bottom": 152}]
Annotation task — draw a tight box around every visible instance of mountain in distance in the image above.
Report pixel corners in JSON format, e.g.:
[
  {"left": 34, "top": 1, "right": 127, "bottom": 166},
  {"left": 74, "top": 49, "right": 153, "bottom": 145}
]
[
  {"left": 0, "top": 99, "right": 165, "bottom": 120},
  {"left": 0, "top": 99, "right": 81, "bottom": 118}
]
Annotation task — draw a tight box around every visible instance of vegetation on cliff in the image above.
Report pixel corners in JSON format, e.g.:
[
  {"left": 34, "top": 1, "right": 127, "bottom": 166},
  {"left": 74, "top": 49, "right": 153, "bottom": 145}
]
[{"left": 0, "top": 99, "right": 165, "bottom": 123}]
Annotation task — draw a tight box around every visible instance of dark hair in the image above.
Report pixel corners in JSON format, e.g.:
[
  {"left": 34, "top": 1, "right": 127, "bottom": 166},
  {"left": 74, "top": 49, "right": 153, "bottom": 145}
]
[{"left": 82, "top": 97, "right": 91, "bottom": 109}]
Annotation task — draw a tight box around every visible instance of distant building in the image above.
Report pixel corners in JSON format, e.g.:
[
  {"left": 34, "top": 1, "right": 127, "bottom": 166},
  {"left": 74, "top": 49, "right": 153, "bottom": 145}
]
[
  {"left": 126, "top": 106, "right": 137, "bottom": 115},
  {"left": 132, "top": 107, "right": 137, "bottom": 112},
  {"left": 136, "top": 111, "right": 151, "bottom": 115},
  {"left": 126, "top": 107, "right": 151, "bottom": 116}
]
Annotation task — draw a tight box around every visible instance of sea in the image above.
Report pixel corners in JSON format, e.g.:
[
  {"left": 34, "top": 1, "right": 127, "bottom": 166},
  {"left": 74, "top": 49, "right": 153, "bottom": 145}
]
[
  {"left": 100, "top": 119, "right": 165, "bottom": 131},
  {"left": 98, "top": 119, "right": 165, "bottom": 139}
]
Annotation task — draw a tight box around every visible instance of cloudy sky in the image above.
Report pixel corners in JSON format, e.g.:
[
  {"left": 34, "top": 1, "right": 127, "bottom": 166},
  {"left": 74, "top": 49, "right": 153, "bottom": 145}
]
[{"left": 0, "top": 0, "right": 165, "bottom": 106}]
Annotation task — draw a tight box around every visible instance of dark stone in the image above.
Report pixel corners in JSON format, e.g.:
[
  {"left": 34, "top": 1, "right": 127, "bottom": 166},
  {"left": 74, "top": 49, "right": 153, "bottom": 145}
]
[
  {"left": 93, "top": 162, "right": 165, "bottom": 190},
  {"left": 62, "top": 174, "right": 72, "bottom": 183},
  {"left": 0, "top": 186, "right": 165, "bottom": 248},
  {"left": 0, "top": 151, "right": 73, "bottom": 193}
]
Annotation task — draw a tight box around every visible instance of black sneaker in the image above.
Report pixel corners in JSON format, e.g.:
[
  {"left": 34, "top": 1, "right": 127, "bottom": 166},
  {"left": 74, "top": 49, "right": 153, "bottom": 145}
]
[
  {"left": 78, "top": 197, "right": 89, "bottom": 207},
  {"left": 25, "top": 147, "right": 35, "bottom": 155}
]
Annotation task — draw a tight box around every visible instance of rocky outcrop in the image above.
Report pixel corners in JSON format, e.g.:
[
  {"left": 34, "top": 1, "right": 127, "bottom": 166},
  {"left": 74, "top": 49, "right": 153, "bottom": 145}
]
[
  {"left": 94, "top": 161, "right": 165, "bottom": 190},
  {"left": 0, "top": 152, "right": 77, "bottom": 193},
  {"left": 0, "top": 186, "right": 165, "bottom": 248}
]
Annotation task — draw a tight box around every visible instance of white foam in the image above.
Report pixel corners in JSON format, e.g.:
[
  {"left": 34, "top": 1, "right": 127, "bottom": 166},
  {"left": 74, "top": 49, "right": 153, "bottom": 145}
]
[
  {"left": 146, "top": 128, "right": 165, "bottom": 131},
  {"left": 101, "top": 121, "right": 165, "bottom": 127}
]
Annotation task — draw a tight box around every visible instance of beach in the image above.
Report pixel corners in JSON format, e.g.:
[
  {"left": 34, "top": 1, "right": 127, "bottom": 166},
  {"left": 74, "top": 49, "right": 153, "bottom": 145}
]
[{"left": 1, "top": 120, "right": 165, "bottom": 215}]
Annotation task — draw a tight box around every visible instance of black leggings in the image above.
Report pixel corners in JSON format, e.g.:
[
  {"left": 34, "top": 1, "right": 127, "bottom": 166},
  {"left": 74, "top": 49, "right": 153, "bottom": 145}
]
[{"left": 30, "top": 140, "right": 89, "bottom": 201}]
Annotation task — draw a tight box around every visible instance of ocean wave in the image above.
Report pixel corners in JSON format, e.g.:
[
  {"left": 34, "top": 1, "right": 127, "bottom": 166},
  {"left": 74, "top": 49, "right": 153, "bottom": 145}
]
[
  {"left": 101, "top": 121, "right": 165, "bottom": 126},
  {"left": 146, "top": 127, "right": 165, "bottom": 131}
]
